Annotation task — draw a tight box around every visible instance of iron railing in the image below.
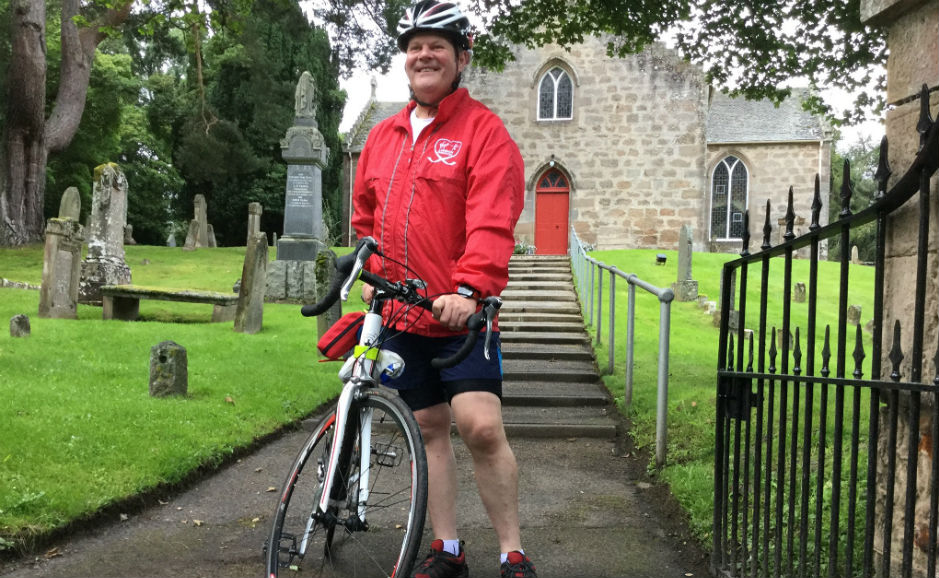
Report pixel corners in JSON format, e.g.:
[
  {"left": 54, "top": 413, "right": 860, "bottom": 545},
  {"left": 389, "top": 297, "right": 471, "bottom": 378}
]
[
  {"left": 713, "top": 85, "right": 939, "bottom": 578},
  {"left": 570, "top": 228, "right": 674, "bottom": 467}
]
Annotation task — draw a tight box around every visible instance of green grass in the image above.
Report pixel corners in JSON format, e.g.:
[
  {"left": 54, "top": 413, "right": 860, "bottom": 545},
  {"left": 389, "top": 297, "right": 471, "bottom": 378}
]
[
  {"left": 0, "top": 245, "right": 355, "bottom": 552},
  {"left": 580, "top": 248, "right": 875, "bottom": 546}
]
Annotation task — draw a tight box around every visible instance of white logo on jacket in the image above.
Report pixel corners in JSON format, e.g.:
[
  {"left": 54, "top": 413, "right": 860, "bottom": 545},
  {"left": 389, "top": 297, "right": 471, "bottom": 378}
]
[{"left": 428, "top": 139, "right": 463, "bottom": 166}]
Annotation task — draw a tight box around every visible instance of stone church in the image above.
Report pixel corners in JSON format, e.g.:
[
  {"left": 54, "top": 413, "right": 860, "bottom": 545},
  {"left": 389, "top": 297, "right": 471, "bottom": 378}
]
[{"left": 341, "top": 37, "right": 832, "bottom": 255}]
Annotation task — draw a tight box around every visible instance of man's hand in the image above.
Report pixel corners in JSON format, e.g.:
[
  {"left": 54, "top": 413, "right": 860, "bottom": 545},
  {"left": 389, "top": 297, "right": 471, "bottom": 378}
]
[
  {"left": 432, "top": 294, "right": 478, "bottom": 331},
  {"left": 361, "top": 283, "right": 375, "bottom": 304}
]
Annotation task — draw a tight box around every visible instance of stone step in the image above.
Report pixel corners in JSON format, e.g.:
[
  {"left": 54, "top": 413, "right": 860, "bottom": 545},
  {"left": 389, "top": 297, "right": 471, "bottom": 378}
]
[
  {"left": 500, "top": 301, "right": 583, "bottom": 316},
  {"left": 508, "top": 265, "right": 571, "bottom": 274},
  {"left": 506, "top": 273, "right": 573, "bottom": 282},
  {"left": 500, "top": 331, "right": 591, "bottom": 345},
  {"left": 500, "top": 289, "right": 577, "bottom": 302},
  {"left": 502, "top": 359, "right": 600, "bottom": 383},
  {"left": 505, "top": 281, "right": 574, "bottom": 291},
  {"left": 501, "top": 405, "right": 619, "bottom": 439},
  {"left": 498, "top": 311, "right": 584, "bottom": 324},
  {"left": 501, "top": 381, "right": 611, "bottom": 407},
  {"left": 500, "top": 322, "right": 587, "bottom": 334},
  {"left": 501, "top": 342, "right": 595, "bottom": 361}
]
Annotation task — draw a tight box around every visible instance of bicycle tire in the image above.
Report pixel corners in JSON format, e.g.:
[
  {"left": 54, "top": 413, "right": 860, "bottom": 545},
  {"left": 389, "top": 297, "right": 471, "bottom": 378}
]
[{"left": 266, "top": 388, "right": 428, "bottom": 577}]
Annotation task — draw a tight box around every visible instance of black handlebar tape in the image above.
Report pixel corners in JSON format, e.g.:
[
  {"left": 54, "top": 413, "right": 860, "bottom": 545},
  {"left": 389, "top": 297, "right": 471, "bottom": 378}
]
[
  {"left": 430, "top": 312, "right": 486, "bottom": 369},
  {"left": 300, "top": 252, "right": 358, "bottom": 317}
]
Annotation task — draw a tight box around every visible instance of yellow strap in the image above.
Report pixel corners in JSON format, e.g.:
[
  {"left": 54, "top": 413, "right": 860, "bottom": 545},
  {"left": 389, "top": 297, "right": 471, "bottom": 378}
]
[{"left": 353, "top": 345, "right": 379, "bottom": 360}]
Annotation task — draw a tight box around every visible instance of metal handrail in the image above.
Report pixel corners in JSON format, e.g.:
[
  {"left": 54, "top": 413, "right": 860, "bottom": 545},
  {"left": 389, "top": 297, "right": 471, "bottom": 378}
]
[{"left": 569, "top": 228, "right": 674, "bottom": 467}]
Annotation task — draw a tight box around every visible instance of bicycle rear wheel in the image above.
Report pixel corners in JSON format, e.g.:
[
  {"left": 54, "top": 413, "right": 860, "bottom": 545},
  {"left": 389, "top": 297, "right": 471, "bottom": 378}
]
[{"left": 266, "top": 388, "right": 428, "bottom": 577}]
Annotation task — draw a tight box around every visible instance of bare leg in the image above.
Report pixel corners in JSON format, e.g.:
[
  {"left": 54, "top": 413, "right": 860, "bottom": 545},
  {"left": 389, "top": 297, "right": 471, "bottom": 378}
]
[
  {"left": 413, "top": 402, "right": 459, "bottom": 541},
  {"left": 451, "top": 391, "right": 522, "bottom": 552}
]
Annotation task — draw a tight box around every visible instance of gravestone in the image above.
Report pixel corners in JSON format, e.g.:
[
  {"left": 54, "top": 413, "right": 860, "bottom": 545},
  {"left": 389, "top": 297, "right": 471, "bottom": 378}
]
[
  {"left": 79, "top": 163, "right": 132, "bottom": 304},
  {"left": 183, "top": 195, "right": 218, "bottom": 249},
  {"left": 314, "top": 249, "right": 344, "bottom": 340},
  {"left": 847, "top": 304, "right": 862, "bottom": 327},
  {"left": 234, "top": 233, "right": 269, "bottom": 334},
  {"left": 672, "top": 224, "right": 698, "bottom": 302},
  {"left": 793, "top": 282, "right": 806, "bottom": 303},
  {"left": 59, "top": 187, "right": 81, "bottom": 221},
  {"left": 276, "top": 71, "right": 329, "bottom": 262},
  {"left": 39, "top": 219, "right": 84, "bottom": 319},
  {"left": 10, "top": 314, "right": 30, "bottom": 337},
  {"left": 149, "top": 341, "right": 188, "bottom": 397},
  {"left": 247, "top": 202, "right": 262, "bottom": 244},
  {"left": 267, "top": 72, "right": 332, "bottom": 302},
  {"left": 124, "top": 224, "right": 137, "bottom": 246},
  {"left": 851, "top": 245, "right": 860, "bottom": 264}
]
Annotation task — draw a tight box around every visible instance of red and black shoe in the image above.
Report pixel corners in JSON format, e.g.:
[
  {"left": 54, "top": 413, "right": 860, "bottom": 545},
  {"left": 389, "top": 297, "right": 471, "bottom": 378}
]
[
  {"left": 411, "top": 539, "right": 469, "bottom": 578},
  {"left": 500, "top": 551, "right": 537, "bottom": 578}
]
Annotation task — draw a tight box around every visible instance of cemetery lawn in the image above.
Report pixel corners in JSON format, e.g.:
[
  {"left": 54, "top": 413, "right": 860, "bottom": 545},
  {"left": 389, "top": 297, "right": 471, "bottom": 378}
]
[
  {"left": 585, "top": 248, "right": 875, "bottom": 547},
  {"left": 0, "top": 245, "right": 356, "bottom": 553}
]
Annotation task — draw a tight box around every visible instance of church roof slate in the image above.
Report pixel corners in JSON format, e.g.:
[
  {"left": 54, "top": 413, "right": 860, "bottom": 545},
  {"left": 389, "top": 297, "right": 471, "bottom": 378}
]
[
  {"left": 707, "top": 89, "right": 830, "bottom": 144},
  {"left": 344, "top": 100, "right": 408, "bottom": 153}
]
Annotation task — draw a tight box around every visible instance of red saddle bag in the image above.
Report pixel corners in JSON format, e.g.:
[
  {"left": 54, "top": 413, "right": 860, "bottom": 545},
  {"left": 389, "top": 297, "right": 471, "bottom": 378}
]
[{"left": 317, "top": 311, "right": 366, "bottom": 359}]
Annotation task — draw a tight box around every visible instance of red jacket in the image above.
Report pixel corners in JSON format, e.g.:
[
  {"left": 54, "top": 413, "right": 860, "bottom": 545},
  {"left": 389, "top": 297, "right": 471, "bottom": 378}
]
[{"left": 352, "top": 88, "right": 524, "bottom": 337}]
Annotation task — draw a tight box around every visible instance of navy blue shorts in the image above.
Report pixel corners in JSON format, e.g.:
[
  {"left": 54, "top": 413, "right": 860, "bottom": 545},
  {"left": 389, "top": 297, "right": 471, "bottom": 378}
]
[{"left": 379, "top": 330, "right": 503, "bottom": 411}]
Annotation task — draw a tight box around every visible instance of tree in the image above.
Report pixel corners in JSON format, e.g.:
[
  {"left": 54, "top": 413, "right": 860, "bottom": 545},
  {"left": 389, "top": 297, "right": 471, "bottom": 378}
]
[
  {"left": 315, "top": 0, "right": 886, "bottom": 123},
  {"left": 1, "top": 0, "right": 132, "bottom": 246},
  {"left": 828, "top": 137, "right": 881, "bottom": 262}
]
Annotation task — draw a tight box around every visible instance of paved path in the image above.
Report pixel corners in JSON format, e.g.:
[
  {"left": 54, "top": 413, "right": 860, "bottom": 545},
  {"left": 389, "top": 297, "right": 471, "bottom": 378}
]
[{"left": 0, "top": 256, "right": 713, "bottom": 577}]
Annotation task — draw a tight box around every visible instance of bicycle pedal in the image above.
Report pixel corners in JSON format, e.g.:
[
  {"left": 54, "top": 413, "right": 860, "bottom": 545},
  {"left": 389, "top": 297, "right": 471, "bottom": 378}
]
[{"left": 372, "top": 442, "right": 401, "bottom": 467}]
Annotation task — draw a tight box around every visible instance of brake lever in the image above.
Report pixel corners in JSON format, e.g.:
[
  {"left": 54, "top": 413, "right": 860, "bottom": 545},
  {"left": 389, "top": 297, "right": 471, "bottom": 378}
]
[{"left": 481, "top": 297, "right": 502, "bottom": 361}]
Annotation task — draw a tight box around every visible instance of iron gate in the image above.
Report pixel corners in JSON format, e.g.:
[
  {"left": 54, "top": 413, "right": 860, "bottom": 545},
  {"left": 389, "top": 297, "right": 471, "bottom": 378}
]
[{"left": 713, "top": 86, "right": 939, "bottom": 577}]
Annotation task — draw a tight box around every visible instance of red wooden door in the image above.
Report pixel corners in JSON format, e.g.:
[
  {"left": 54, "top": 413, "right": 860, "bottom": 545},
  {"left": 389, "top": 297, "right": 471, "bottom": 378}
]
[{"left": 535, "top": 169, "right": 570, "bottom": 255}]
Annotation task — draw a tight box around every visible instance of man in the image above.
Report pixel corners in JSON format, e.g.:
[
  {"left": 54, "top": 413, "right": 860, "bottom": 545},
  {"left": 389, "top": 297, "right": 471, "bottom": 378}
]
[{"left": 350, "top": 2, "right": 536, "bottom": 577}]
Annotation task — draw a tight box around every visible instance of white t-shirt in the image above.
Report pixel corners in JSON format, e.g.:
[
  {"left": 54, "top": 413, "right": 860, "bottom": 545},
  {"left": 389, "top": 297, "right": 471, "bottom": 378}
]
[{"left": 410, "top": 108, "right": 434, "bottom": 145}]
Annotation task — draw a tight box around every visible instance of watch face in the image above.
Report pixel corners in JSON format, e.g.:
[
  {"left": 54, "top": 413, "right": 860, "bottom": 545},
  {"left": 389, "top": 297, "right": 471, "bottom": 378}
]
[{"left": 457, "top": 286, "right": 475, "bottom": 298}]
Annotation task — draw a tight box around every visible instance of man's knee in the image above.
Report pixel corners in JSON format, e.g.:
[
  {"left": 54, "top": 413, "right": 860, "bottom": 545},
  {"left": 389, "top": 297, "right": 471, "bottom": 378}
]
[{"left": 414, "top": 403, "right": 452, "bottom": 439}]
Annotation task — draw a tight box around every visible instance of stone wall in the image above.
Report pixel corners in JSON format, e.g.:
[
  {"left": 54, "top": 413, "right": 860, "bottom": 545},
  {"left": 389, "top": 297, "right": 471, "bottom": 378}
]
[
  {"left": 464, "top": 38, "right": 709, "bottom": 251},
  {"left": 706, "top": 141, "right": 831, "bottom": 252}
]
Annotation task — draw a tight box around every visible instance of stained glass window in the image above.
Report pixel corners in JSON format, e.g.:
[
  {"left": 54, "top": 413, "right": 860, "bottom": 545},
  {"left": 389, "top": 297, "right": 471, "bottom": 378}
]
[
  {"left": 538, "top": 68, "right": 574, "bottom": 120},
  {"left": 711, "top": 156, "right": 748, "bottom": 240}
]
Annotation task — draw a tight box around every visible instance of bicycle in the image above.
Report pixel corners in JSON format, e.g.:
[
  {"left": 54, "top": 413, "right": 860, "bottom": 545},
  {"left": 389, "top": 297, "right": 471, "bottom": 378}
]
[{"left": 265, "top": 236, "right": 502, "bottom": 578}]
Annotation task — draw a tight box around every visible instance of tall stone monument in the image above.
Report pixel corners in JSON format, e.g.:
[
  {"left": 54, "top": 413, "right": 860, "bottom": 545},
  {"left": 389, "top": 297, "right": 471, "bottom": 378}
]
[
  {"left": 38, "top": 188, "right": 85, "bottom": 319},
  {"left": 79, "top": 164, "right": 131, "bottom": 303},
  {"left": 278, "top": 71, "right": 329, "bottom": 261},
  {"left": 672, "top": 224, "right": 699, "bottom": 302},
  {"left": 267, "top": 71, "right": 332, "bottom": 306}
]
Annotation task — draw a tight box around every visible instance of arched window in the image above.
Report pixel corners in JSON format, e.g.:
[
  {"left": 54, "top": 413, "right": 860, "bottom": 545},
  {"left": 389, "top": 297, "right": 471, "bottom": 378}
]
[
  {"left": 538, "top": 67, "right": 573, "bottom": 120},
  {"left": 710, "top": 156, "right": 749, "bottom": 240}
]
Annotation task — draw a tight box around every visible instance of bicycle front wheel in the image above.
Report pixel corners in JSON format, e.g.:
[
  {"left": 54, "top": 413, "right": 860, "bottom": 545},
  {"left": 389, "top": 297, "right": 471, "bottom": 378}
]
[{"left": 266, "top": 388, "right": 428, "bottom": 578}]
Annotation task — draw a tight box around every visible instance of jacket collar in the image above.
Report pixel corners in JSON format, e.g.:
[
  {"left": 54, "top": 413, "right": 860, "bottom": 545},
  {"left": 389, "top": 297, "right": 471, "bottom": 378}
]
[{"left": 392, "top": 88, "right": 470, "bottom": 134}]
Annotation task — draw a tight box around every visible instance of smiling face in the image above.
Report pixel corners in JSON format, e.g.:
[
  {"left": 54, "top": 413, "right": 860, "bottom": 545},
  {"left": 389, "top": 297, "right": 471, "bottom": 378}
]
[{"left": 404, "top": 32, "right": 469, "bottom": 114}]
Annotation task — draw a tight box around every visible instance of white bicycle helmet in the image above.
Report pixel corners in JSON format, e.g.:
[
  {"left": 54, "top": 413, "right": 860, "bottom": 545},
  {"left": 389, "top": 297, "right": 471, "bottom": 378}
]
[{"left": 396, "top": 0, "right": 472, "bottom": 52}]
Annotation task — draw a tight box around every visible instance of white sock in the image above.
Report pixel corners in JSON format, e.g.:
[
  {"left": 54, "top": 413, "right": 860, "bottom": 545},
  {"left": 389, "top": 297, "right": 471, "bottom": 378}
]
[
  {"left": 443, "top": 539, "right": 461, "bottom": 556},
  {"left": 501, "top": 549, "right": 524, "bottom": 564}
]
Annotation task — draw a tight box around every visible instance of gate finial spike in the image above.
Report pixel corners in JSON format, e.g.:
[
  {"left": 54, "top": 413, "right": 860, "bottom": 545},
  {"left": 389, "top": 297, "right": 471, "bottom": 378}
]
[
  {"left": 793, "top": 327, "right": 802, "bottom": 375},
  {"left": 917, "top": 84, "right": 933, "bottom": 152},
  {"left": 810, "top": 174, "right": 822, "bottom": 230},
  {"left": 874, "top": 136, "right": 891, "bottom": 201},
  {"left": 746, "top": 332, "right": 754, "bottom": 372},
  {"left": 741, "top": 211, "right": 750, "bottom": 256},
  {"left": 840, "top": 158, "right": 854, "bottom": 218},
  {"left": 821, "top": 325, "right": 831, "bottom": 378},
  {"left": 762, "top": 199, "right": 773, "bottom": 250},
  {"left": 933, "top": 330, "right": 939, "bottom": 385},
  {"left": 853, "top": 323, "right": 866, "bottom": 379},
  {"left": 769, "top": 327, "right": 778, "bottom": 374},
  {"left": 889, "top": 320, "right": 904, "bottom": 382},
  {"left": 784, "top": 187, "right": 796, "bottom": 241}
]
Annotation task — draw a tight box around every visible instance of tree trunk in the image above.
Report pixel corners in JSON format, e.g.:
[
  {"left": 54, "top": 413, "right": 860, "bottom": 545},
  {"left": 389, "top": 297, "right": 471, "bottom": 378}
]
[
  {"left": 0, "top": 0, "right": 132, "bottom": 247},
  {"left": 1, "top": 0, "right": 47, "bottom": 246}
]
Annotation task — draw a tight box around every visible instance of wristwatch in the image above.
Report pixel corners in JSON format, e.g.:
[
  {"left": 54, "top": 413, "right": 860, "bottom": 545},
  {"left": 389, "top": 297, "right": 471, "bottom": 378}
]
[{"left": 456, "top": 284, "right": 479, "bottom": 299}]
